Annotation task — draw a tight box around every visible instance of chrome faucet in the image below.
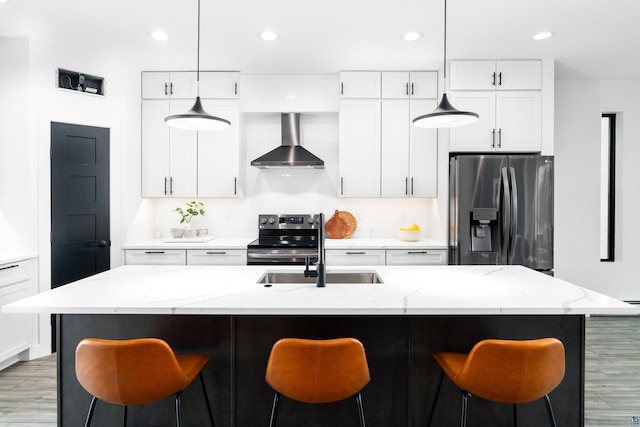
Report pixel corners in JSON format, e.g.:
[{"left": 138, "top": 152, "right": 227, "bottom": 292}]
[{"left": 303, "top": 212, "right": 326, "bottom": 287}]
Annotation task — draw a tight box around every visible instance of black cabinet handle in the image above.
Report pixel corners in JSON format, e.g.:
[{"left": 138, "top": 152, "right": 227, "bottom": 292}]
[
  {"left": 498, "top": 72, "right": 502, "bottom": 86},
  {"left": 144, "top": 251, "right": 165, "bottom": 254},
  {"left": 345, "top": 251, "right": 366, "bottom": 255},
  {"left": 0, "top": 264, "right": 19, "bottom": 271},
  {"left": 411, "top": 82, "right": 414, "bottom": 95},
  {"left": 492, "top": 72, "right": 496, "bottom": 86},
  {"left": 206, "top": 252, "right": 227, "bottom": 255},
  {"left": 340, "top": 82, "right": 344, "bottom": 95},
  {"left": 405, "top": 83, "right": 409, "bottom": 95},
  {"left": 234, "top": 82, "right": 238, "bottom": 95}
]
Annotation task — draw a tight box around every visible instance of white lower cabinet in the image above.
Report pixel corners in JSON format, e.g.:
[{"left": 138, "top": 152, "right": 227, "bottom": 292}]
[
  {"left": 326, "top": 249, "right": 386, "bottom": 266},
  {"left": 0, "top": 259, "right": 35, "bottom": 369},
  {"left": 187, "top": 249, "right": 246, "bottom": 266},
  {"left": 125, "top": 250, "right": 187, "bottom": 265},
  {"left": 385, "top": 249, "right": 447, "bottom": 266}
]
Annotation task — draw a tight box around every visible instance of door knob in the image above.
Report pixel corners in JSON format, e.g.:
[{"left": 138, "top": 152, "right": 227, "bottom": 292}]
[{"left": 90, "top": 240, "right": 109, "bottom": 247}]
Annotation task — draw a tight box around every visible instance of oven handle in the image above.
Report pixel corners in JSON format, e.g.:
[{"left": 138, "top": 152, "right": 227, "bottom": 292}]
[{"left": 247, "top": 252, "right": 319, "bottom": 259}]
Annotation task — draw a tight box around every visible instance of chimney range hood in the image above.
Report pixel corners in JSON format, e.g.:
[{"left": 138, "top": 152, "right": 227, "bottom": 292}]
[{"left": 251, "top": 113, "right": 324, "bottom": 169}]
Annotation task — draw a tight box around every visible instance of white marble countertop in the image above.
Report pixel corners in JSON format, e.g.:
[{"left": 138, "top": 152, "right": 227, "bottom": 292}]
[
  {"left": 0, "top": 253, "right": 38, "bottom": 265},
  {"left": 122, "top": 238, "right": 446, "bottom": 250},
  {"left": 3, "top": 265, "right": 637, "bottom": 316}
]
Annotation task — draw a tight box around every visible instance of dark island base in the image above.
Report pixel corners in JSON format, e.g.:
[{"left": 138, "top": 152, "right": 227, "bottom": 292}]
[{"left": 57, "top": 314, "right": 584, "bottom": 427}]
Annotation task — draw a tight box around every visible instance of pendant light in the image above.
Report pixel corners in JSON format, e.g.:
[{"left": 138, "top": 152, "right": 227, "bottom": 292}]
[
  {"left": 165, "top": 0, "right": 230, "bottom": 131},
  {"left": 413, "top": 0, "right": 478, "bottom": 128}
]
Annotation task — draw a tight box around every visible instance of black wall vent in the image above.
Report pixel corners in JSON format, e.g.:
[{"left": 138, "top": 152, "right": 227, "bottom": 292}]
[{"left": 56, "top": 68, "right": 105, "bottom": 96}]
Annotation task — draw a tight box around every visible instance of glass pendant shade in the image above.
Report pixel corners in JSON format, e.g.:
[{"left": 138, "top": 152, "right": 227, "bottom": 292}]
[
  {"left": 412, "top": 93, "right": 478, "bottom": 128},
  {"left": 165, "top": 97, "right": 231, "bottom": 131}
]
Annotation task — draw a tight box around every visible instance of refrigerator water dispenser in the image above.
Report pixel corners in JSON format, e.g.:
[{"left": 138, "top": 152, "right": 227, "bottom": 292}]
[{"left": 470, "top": 208, "right": 498, "bottom": 252}]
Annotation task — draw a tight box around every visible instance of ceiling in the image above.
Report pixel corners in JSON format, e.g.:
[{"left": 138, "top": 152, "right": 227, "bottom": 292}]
[{"left": 1, "top": 0, "right": 639, "bottom": 79}]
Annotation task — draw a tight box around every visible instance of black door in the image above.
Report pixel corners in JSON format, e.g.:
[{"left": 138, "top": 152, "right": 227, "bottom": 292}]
[{"left": 51, "top": 122, "right": 110, "bottom": 288}]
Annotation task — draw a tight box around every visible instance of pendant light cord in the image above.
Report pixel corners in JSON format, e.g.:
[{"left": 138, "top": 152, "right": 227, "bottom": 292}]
[
  {"left": 196, "top": 0, "right": 201, "bottom": 92},
  {"left": 443, "top": 0, "right": 447, "bottom": 80}
]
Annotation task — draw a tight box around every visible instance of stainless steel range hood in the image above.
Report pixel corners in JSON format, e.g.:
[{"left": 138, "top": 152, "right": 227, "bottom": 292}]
[{"left": 251, "top": 113, "right": 325, "bottom": 169}]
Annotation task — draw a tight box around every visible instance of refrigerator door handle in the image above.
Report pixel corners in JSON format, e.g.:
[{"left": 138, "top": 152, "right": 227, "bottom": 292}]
[
  {"left": 501, "top": 167, "right": 511, "bottom": 259},
  {"left": 509, "top": 166, "right": 518, "bottom": 261}
]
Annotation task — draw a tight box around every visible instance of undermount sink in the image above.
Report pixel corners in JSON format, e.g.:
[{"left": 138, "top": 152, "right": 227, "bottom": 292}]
[{"left": 258, "top": 270, "right": 383, "bottom": 285}]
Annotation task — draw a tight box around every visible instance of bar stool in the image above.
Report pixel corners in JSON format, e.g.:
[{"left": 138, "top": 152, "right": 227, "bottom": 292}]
[
  {"left": 265, "top": 337, "right": 371, "bottom": 427},
  {"left": 427, "top": 337, "right": 565, "bottom": 427},
  {"left": 75, "top": 337, "right": 216, "bottom": 427}
]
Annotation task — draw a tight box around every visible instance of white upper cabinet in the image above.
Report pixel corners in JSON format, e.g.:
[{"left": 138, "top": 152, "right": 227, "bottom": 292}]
[
  {"left": 448, "top": 60, "right": 543, "bottom": 152},
  {"left": 198, "top": 72, "right": 240, "bottom": 98},
  {"left": 141, "top": 100, "right": 198, "bottom": 197},
  {"left": 339, "top": 99, "right": 382, "bottom": 197},
  {"left": 197, "top": 100, "right": 240, "bottom": 197},
  {"left": 449, "top": 60, "right": 542, "bottom": 91},
  {"left": 142, "top": 71, "right": 240, "bottom": 99},
  {"left": 142, "top": 72, "right": 198, "bottom": 98},
  {"left": 381, "top": 100, "right": 438, "bottom": 197},
  {"left": 339, "top": 72, "right": 381, "bottom": 98},
  {"left": 381, "top": 72, "right": 438, "bottom": 99}
]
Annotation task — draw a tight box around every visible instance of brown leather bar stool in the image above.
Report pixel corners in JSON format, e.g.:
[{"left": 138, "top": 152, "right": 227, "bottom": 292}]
[
  {"left": 265, "top": 337, "right": 371, "bottom": 427},
  {"left": 427, "top": 338, "right": 565, "bottom": 427},
  {"left": 75, "top": 338, "right": 216, "bottom": 427}
]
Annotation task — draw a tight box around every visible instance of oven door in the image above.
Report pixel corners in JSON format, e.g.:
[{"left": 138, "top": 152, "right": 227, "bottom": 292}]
[{"left": 247, "top": 248, "right": 319, "bottom": 266}]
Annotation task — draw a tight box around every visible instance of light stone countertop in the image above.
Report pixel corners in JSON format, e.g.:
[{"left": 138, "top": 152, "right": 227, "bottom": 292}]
[
  {"left": 3, "top": 264, "right": 637, "bottom": 316},
  {"left": 0, "top": 253, "right": 38, "bottom": 265},
  {"left": 121, "top": 238, "right": 446, "bottom": 250}
]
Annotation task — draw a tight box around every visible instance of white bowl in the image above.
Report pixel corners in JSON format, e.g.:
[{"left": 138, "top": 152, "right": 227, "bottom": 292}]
[{"left": 398, "top": 230, "right": 420, "bottom": 242}]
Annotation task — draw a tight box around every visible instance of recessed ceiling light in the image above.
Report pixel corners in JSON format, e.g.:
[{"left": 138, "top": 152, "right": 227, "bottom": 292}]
[
  {"left": 533, "top": 31, "right": 554, "bottom": 41},
  {"left": 150, "top": 31, "right": 169, "bottom": 41},
  {"left": 403, "top": 32, "right": 423, "bottom": 42},
  {"left": 259, "top": 31, "right": 279, "bottom": 41}
]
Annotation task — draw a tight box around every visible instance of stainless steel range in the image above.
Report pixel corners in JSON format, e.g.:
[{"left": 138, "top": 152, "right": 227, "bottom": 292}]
[{"left": 247, "top": 214, "right": 321, "bottom": 265}]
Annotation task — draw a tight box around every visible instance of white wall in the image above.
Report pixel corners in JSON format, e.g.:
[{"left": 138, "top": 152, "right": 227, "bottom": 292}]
[
  {"left": 554, "top": 78, "right": 640, "bottom": 301},
  {"left": 0, "top": 38, "right": 34, "bottom": 254}
]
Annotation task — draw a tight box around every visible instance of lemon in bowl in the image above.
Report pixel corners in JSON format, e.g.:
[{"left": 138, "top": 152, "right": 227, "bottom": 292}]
[{"left": 398, "top": 224, "right": 421, "bottom": 241}]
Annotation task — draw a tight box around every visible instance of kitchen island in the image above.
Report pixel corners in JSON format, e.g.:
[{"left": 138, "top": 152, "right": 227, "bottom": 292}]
[{"left": 4, "top": 265, "right": 637, "bottom": 427}]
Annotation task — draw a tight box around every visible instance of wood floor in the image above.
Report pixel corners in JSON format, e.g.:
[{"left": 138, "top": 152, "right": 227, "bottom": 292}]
[{"left": 0, "top": 316, "right": 637, "bottom": 426}]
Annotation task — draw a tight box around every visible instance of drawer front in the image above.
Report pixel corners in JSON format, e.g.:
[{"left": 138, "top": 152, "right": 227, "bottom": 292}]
[
  {"left": 187, "top": 250, "right": 247, "bottom": 266},
  {"left": 386, "top": 249, "right": 447, "bottom": 266},
  {"left": 0, "top": 260, "right": 31, "bottom": 289},
  {"left": 125, "top": 250, "right": 186, "bottom": 265},
  {"left": 326, "top": 250, "right": 386, "bottom": 266}
]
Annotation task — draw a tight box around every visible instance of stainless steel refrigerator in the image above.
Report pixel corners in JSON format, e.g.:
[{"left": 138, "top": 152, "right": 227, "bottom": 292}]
[{"left": 449, "top": 154, "right": 553, "bottom": 272}]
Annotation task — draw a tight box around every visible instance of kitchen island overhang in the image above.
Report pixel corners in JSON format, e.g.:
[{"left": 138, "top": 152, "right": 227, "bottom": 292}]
[{"left": 4, "top": 265, "right": 637, "bottom": 427}]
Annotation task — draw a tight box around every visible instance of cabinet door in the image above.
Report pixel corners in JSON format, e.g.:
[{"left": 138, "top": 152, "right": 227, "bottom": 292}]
[
  {"left": 125, "top": 250, "right": 186, "bottom": 265},
  {"left": 339, "top": 100, "right": 381, "bottom": 197},
  {"left": 198, "top": 72, "right": 240, "bottom": 98},
  {"left": 168, "top": 101, "right": 198, "bottom": 197},
  {"left": 187, "top": 249, "right": 246, "bottom": 265},
  {"left": 386, "top": 249, "right": 446, "bottom": 265},
  {"left": 168, "top": 72, "right": 198, "bottom": 98},
  {"left": 339, "top": 72, "right": 381, "bottom": 98},
  {"left": 409, "top": 72, "right": 438, "bottom": 99},
  {"left": 495, "top": 91, "right": 541, "bottom": 152},
  {"left": 448, "top": 92, "right": 496, "bottom": 152},
  {"left": 448, "top": 61, "right": 496, "bottom": 90},
  {"left": 381, "top": 100, "right": 410, "bottom": 197},
  {"left": 198, "top": 100, "right": 240, "bottom": 197},
  {"left": 381, "top": 72, "right": 410, "bottom": 98},
  {"left": 0, "top": 261, "right": 34, "bottom": 363},
  {"left": 141, "top": 100, "right": 171, "bottom": 197},
  {"left": 142, "top": 72, "right": 197, "bottom": 99},
  {"left": 496, "top": 61, "right": 542, "bottom": 90},
  {"left": 409, "top": 100, "right": 438, "bottom": 197},
  {"left": 325, "top": 250, "right": 386, "bottom": 266}
]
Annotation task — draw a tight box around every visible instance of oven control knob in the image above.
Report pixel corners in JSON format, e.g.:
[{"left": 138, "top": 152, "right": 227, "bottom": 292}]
[
  {"left": 260, "top": 217, "right": 267, "bottom": 225},
  {"left": 268, "top": 217, "right": 276, "bottom": 224},
  {"left": 307, "top": 217, "right": 315, "bottom": 224}
]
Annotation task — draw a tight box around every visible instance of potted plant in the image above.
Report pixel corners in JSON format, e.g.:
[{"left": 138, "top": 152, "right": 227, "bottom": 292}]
[{"left": 173, "top": 201, "right": 205, "bottom": 225}]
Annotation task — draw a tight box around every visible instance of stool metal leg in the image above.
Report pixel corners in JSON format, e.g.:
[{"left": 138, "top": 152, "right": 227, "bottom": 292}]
[
  {"left": 175, "top": 392, "right": 183, "bottom": 427},
  {"left": 544, "top": 394, "right": 558, "bottom": 427},
  {"left": 513, "top": 404, "right": 518, "bottom": 426},
  {"left": 84, "top": 396, "right": 98, "bottom": 427},
  {"left": 268, "top": 392, "right": 280, "bottom": 427},
  {"left": 355, "top": 392, "right": 366, "bottom": 427},
  {"left": 426, "top": 370, "right": 444, "bottom": 427},
  {"left": 122, "top": 405, "right": 128, "bottom": 427},
  {"left": 460, "top": 391, "right": 469, "bottom": 427},
  {"left": 199, "top": 372, "right": 216, "bottom": 427}
]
